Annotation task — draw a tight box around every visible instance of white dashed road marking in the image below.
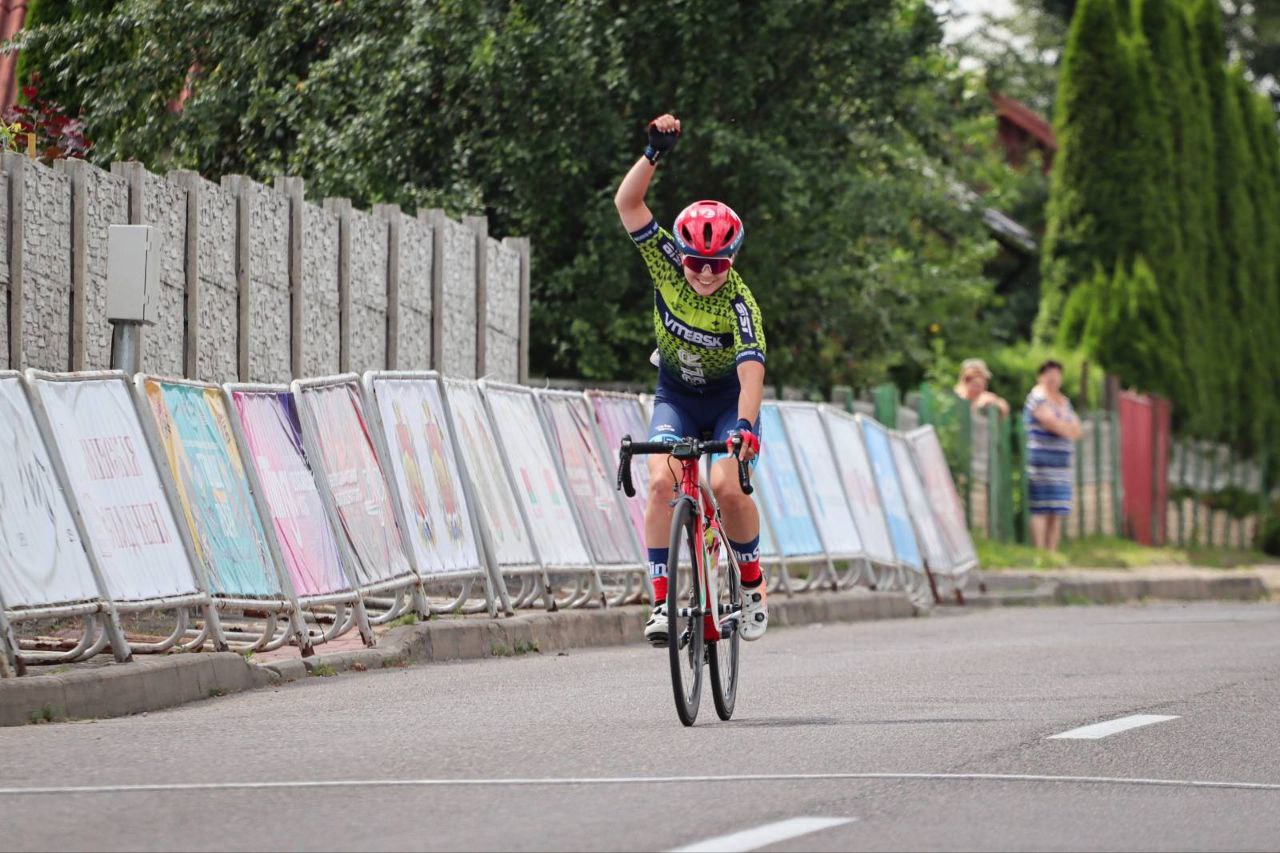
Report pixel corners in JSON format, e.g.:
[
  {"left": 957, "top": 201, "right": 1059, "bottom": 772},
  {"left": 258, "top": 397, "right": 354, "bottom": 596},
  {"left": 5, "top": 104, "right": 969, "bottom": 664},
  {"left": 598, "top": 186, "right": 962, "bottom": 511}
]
[
  {"left": 1048, "top": 714, "right": 1180, "bottom": 740},
  {"left": 670, "top": 817, "right": 856, "bottom": 853}
]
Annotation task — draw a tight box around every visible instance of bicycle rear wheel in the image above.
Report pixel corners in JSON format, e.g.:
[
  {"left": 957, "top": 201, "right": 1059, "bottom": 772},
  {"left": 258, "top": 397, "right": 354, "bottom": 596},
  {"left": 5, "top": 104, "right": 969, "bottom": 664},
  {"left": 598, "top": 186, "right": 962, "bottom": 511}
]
[
  {"left": 708, "top": 533, "right": 740, "bottom": 721},
  {"left": 667, "top": 498, "right": 704, "bottom": 727}
]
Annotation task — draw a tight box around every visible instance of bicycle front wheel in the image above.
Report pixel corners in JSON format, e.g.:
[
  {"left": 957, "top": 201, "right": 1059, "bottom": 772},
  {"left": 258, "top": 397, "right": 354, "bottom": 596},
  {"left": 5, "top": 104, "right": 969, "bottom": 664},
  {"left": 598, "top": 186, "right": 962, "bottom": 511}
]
[
  {"left": 708, "top": 535, "right": 740, "bottom": 721},
  {"left": 667, "top": 498, "right": 704, "bottom": 727}
]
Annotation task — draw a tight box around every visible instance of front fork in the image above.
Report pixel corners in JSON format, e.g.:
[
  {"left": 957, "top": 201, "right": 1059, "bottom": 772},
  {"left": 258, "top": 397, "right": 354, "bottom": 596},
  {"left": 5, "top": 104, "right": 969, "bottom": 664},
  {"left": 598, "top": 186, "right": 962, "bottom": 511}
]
[{"left": 699, "top": 491, "right": 732, "bottom": 642}]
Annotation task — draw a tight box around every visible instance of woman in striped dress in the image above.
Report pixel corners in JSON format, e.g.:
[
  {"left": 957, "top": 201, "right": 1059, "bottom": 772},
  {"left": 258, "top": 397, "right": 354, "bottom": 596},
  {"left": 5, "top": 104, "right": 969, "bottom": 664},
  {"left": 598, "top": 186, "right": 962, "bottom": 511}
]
[{"left": 1024, "top": 360, "right": 1082, "bottom": 550}]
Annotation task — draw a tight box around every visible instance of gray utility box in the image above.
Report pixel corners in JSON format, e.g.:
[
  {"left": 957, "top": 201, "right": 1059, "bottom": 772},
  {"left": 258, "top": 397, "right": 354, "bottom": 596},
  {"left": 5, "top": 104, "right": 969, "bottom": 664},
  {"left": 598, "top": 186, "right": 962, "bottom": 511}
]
[{"left": 106, "top": 224, "right": 161, "bottom": 325}]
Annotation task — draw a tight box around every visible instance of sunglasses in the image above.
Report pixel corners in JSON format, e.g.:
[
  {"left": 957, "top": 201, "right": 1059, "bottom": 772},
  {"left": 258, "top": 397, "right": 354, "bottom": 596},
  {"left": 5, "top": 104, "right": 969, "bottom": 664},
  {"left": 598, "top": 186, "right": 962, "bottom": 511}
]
[{"left": 681, "top": 255, "right": 733, "bottom": 276}]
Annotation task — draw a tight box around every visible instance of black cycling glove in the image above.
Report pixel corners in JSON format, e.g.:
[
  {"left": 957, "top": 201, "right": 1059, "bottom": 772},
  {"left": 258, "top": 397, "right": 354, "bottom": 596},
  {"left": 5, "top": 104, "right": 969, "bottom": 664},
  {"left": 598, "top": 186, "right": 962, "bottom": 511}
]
[{"left": 644, "top": 119, "right": 680, "bottom": 165}]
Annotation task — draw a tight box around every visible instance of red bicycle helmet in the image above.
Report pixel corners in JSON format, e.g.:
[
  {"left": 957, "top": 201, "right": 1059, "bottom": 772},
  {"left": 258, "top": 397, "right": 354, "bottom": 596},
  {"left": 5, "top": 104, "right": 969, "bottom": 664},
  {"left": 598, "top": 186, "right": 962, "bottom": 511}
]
[{"left": 673, "top": 200, "right": 744, "bottom": 259}]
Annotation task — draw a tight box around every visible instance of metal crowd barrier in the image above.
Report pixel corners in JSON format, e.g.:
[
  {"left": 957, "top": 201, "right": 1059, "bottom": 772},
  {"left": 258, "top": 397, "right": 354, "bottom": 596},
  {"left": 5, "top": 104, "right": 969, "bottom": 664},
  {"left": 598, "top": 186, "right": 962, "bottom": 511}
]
[{"left": 0, "top": 369, "right": 981, "bottom": 675}]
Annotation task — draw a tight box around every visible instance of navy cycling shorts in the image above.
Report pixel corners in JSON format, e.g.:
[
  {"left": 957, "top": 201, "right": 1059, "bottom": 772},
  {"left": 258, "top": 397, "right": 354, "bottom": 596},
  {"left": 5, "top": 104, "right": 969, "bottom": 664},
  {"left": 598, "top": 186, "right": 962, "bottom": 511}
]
[{"left": 647, "top": 375, "right": 762, "bottom": 460}]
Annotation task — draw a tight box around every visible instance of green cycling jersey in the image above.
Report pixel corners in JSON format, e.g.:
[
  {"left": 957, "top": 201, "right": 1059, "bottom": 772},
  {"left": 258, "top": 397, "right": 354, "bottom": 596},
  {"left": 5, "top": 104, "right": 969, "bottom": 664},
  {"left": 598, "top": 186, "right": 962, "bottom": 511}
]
[{"left": 629, "top": 218, "right": 766, "bottom": 394}]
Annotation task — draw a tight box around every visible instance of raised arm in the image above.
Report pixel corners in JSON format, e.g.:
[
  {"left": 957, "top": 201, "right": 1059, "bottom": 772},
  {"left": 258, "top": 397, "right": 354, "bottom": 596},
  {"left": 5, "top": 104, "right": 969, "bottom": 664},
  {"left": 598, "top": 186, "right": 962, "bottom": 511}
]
[{"left": 614, "top": 114, "right": 681, "bottom": 233}]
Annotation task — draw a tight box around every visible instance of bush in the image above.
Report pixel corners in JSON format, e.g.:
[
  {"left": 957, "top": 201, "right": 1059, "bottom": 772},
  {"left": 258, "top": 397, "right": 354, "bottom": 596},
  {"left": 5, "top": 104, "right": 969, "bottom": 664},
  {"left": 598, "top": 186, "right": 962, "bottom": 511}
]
[{"left": 0, "top": 74, "right": 91, "bottom": 163}]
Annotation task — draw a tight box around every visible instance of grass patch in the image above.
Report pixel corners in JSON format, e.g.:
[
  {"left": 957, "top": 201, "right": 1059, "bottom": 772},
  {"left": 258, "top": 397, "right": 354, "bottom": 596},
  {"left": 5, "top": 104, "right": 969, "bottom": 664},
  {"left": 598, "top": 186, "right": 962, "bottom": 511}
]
[
  {"left": 207, "top": 688, "right": 229, "bottom": 698},
  {"left": 28, "top": 705, "right": 60, "bottom": 724},
  {"left": 976, "top": 539, "right": 1069, "bottom": 570},
  {"left": 513, "top": 640, "right": 539, "bottom": 655},
  {"left": 1182, "top": 547, "right": 1274, "bottom": 569},
  {"left": 310, "top": 663, "right": 337, "bottom": 677},
  {"left": 1058, "top": 593, "right": 1095, "bottom": 606},
  {"left": 976, "top": 535, "right": 1274, "bottom": 571},
  {"left": 387, "top": 613, "right": 419, "bottom": 628},
  {"left": 381, "top": 657, "right": 409, "bottom": 669},
  {"left": 490, "top": 643, "right": 511, "bottom": 657}
]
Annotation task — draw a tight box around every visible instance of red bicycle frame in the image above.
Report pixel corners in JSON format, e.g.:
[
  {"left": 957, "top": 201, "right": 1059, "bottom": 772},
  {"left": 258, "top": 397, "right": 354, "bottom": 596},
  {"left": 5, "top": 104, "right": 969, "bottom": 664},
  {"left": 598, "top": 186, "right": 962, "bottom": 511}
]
[
  {"left": 616, "top": 434, "right": 754, "bottom": 643},
  {"left": 673, "top": 454, "right": 728, "bottom": 642}
]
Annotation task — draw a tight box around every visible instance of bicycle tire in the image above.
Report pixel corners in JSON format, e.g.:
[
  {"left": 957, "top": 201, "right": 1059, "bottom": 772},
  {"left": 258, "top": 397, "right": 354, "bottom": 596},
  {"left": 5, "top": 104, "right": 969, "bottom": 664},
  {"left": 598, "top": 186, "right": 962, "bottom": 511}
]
[
  {"left": 667, "top": 497, "right": 704, "bottom": 727},
  {"left": 708, "top": 530, "right": 740, "bottom": 721}
]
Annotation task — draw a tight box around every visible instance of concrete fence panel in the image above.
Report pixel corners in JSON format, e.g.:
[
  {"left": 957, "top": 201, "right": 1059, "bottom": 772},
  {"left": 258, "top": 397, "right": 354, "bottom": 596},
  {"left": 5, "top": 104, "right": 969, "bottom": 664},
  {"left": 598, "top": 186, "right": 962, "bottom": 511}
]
[
  {"left": 0, "top": 156, "right": 526, "bottom": 385},
  {"left": 4, "top": 154, "right": 72, "bottom": 372},
  {"left": 486, "top": 237, "right": 521, "bottom": 383},
  {"left": 427, "top": 212, "right": 477, "bottom": 379},
  {"left": 62, "top": 160, "right": 128, "bottom": 371},
  {"left": 277, "top": 178, "right": 341, "bottom": 379},
  {"left": 386, "top": 209, "right": 433, "bottom": 370},
  {"left": 113, "top": 162, "right": 187, "bottom": 377},
  {"left": 224, "top": 176, "right": 291, "bottom": 383},
  {"left": 169, "top": 171, "right": 237, "bottom": 383},
  {"left": 348, "top": 206, "right": 390, "bottom": 373}
]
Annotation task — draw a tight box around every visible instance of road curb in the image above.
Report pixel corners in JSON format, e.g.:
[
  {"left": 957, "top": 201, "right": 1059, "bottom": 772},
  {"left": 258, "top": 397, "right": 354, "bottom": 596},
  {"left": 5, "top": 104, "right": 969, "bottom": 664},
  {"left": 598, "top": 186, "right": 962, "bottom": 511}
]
[
  {"left": 0, "top": 652, "right": 271, "bottom": 727},
  {"left": 2, "top": 572, "right": 1269, "bottom": 726},
  {"left": 955, "top": 571, "right": 1270, "bottom": 609},
  {"left": 0, "top": 589, "right": 909, "bottom": 725}
]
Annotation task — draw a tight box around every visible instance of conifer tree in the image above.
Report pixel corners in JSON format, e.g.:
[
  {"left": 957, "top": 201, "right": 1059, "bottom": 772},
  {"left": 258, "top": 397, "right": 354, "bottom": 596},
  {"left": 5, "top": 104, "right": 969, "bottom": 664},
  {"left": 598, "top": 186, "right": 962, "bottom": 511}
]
[
  {"left": 1122, "top": 22, "right": 1185, "bottom": 402},
  {"left": 1039, "top": 0, "right": 1143, "bottom": 340},
  {"left": 1136, "top": 0, "right": 1204, "bottom": 418},
  {"left": 1191, "top": 0, "right": 1245, "bottom": 441}
]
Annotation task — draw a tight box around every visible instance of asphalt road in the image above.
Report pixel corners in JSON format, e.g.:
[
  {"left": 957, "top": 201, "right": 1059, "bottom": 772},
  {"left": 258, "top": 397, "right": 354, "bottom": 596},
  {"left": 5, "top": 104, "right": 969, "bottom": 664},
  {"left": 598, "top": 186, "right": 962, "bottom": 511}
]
[{"left": 3, "top": 601, "right": 1280, "bottom": 852}]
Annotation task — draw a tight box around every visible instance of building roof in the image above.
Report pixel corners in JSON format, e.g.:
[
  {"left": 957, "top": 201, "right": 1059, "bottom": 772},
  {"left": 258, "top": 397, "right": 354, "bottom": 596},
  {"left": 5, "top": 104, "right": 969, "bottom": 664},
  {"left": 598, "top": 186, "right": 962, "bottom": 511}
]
[{"left": 993, "top": 93, "right": 1056, "bottom": 152}]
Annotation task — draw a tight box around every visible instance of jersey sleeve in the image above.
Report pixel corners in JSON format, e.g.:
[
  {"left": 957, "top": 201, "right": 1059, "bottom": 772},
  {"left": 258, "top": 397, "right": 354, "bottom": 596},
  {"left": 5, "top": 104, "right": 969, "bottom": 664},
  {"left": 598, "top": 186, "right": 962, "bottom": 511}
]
[
  {"left": 629, "top": 218, "right": 683, "bottom": 285},
  {"left": 730, "top": 280, "right": 766, "bottom": 367}
]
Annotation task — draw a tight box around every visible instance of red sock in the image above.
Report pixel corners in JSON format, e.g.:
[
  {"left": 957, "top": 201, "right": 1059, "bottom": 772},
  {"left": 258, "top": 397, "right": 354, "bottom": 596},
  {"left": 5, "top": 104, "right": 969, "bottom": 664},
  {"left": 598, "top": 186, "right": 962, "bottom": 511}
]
[
  {"left": 739, "top": 560, "right": 762, "bottom": 587},
  {"left": 652, "top": 575, "right": 668, "bottom": 603}
]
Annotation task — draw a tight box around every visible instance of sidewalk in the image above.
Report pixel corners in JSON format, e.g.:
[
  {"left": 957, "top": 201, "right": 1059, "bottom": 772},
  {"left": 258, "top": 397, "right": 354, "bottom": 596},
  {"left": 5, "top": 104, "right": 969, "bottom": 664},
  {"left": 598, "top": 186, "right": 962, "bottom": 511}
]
[
  {"left": 965, "top": 564, "right": 1279, "bottom": 607},
  {"left": 3, "top": 565, "right": 1276, "bottom": 727}
]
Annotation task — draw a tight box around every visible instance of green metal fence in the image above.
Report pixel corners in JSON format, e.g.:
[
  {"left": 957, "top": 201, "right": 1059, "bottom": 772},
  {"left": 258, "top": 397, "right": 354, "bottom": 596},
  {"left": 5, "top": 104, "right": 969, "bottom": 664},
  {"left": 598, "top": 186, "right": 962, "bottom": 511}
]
[
  {"left": 1165, "top": 436, "right": 1273, "bottom": 550},
  {"left": 916, "top": 384, "right": 1124, "bottom": 544},
  {"left": 862, "top": 383, "right": 1272, "bottom": 551}
]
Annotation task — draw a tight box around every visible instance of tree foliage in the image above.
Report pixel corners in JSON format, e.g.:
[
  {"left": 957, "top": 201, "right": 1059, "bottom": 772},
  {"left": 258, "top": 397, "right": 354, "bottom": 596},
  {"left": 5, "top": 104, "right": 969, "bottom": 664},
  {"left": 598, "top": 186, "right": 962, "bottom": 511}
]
[
  {"left": 15, "top": 0, "right": 1003, "bottom": 392},
  {"left": 1042, "top": 0, "right": 1280, "bottom": 448}
]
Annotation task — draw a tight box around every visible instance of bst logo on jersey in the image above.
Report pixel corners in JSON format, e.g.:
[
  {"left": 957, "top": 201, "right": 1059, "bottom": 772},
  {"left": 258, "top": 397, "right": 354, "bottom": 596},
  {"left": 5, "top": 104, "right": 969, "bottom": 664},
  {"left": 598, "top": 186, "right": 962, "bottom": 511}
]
[
  {"left": 660, "top": 240, "right": 681, "bottom": 269},
  {"left": 732, "top": 297, "right": 757, "bottom": 345},
  {"left": 677, "top": 349, "right": 707, "bottom": 386}
]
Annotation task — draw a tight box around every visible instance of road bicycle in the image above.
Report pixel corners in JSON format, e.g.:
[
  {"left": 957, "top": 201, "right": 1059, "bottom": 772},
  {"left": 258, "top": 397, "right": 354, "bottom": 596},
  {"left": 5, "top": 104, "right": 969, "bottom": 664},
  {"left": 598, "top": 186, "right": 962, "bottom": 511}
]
[{"left": 617, "top": 434, "right": 753, "bottom": 726}]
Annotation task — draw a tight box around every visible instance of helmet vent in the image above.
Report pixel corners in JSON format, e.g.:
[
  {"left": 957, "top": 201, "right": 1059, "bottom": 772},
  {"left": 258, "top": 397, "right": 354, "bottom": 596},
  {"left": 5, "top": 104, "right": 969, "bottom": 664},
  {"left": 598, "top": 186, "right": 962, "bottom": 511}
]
[
  {"left": 681, "top": 224, "right": 694, "bottom": 243},
  {"left": 724, "top": 225, "right": 736, "bottom": 245},
  {"left": 703, "top": 222, "right": 713, "bottom": 247}
]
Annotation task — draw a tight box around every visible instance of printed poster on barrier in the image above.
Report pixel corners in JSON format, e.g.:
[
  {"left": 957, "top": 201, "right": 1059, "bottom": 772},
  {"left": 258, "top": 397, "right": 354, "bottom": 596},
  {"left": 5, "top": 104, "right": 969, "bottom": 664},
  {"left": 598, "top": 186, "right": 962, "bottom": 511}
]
[
  {"left": 143, "top": 380, "right": 280, "bottom": 598},
  {"left": 294, "top": 382, "right": 412, "bottom": 586},
  {"left": 890, "top": 432, "right": 951, "bottom": 572},
  {"left": 30, "top": 376, "right": 200, "bottom": 601},
  {"left": 441, "top": 380, "right": 536, "bottom": 568},
  {"left": 483, "top": 386, "right": 591, "bottom": 567},
  {"left": 859, "top": 417, "right": 923, "bottom": 570},
  {"left": 587, "top": 394, "right": 648, "bottom": 550},
  {"left": 820, "top": 408, "right": 895, "bottom": 567},
  {"left": 541, "top": 394, "right": 634, "bottom": 565},
  {"left": 0, "top": 377, "right": 101, "bottom": 609},
  {"left": 368, "top": 376, "right": 482, "bottom": 576},
  {"left": 779, "top": 405, "right": 863, "bottom": 558},
  {"left": 908, "top": 427, "right": 978, "bottom": 569},
  {"left": 230, "top": 390, "right": 349, "bottom": 598},
  {"left": 755, "top": 404, "right": 823, "bottom": 557}
]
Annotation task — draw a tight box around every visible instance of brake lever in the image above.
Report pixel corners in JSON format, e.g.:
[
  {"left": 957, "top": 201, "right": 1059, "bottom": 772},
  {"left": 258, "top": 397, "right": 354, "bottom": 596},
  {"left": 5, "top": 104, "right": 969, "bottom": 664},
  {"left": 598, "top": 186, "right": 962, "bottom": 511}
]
[
  {"left": 617, "top": 435, "right": 636, "bottom": 497},
  {"left": 731, "top": 434, "right": 754, "bottom": 496}
]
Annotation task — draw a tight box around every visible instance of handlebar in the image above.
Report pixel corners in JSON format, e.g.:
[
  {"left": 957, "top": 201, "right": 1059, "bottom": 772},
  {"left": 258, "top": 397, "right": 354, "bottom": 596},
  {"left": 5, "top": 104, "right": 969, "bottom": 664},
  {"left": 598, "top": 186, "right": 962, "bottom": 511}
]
[{"left": 616, "top": 434, "right": 754, "bottom": 498}]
